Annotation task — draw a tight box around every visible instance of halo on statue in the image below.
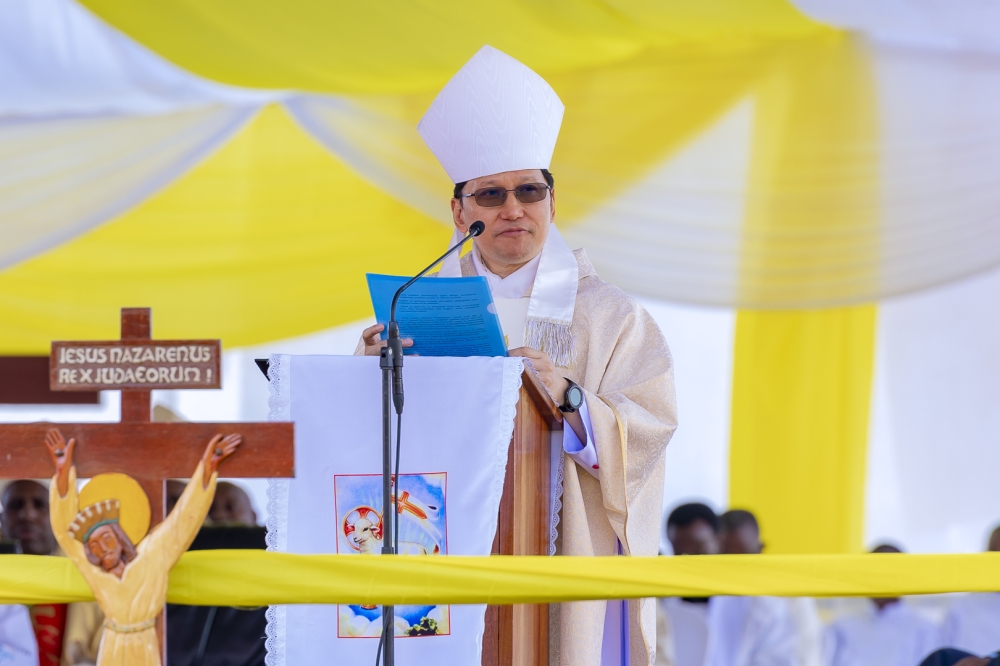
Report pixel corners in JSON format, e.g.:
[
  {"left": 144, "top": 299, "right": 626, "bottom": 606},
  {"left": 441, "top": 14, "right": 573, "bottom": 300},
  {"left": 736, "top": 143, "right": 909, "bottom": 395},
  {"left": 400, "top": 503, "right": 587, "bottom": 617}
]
[{"left": 79, "top": 472, "right": 151, "bottom": 545}]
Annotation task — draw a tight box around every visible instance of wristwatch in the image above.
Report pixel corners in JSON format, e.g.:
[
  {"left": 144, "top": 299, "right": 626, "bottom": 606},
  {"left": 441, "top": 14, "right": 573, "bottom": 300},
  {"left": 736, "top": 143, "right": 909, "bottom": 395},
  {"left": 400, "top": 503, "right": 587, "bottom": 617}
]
[{"left": 559, "top": 379, "right": 584, "bottom": 413}]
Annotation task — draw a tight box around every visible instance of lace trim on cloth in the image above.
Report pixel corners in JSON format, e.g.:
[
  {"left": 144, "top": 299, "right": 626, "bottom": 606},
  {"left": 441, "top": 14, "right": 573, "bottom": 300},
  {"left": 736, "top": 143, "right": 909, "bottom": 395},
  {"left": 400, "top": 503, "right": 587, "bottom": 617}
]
[
  {"left": 524, "top": 317, "right": 574, "bottom": 368},
  {"left": 491, "top": 358, "right": 523, "bottom": 522},
  {"left": 475, "top": 357, "right": 524, "bottom": 661},
  {"left": 549, "top": 439, "right": 565, "bottom": 556},
  {"left": 265, "top": 354, "right": 290, "bottom": 666}
]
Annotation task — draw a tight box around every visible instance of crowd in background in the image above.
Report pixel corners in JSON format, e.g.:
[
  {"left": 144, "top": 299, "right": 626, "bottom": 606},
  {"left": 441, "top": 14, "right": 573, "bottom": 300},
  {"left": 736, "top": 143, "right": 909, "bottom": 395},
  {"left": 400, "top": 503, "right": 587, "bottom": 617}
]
[{"left": 656, "top": 503, "right": 1000, "bottom": 666}]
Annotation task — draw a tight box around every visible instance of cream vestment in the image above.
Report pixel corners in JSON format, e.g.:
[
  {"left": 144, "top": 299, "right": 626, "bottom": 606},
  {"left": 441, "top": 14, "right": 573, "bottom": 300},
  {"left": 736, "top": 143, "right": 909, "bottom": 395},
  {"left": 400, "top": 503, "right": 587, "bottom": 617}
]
[{"left": 456, "top": 248, "right": 677, "bottom": 666}]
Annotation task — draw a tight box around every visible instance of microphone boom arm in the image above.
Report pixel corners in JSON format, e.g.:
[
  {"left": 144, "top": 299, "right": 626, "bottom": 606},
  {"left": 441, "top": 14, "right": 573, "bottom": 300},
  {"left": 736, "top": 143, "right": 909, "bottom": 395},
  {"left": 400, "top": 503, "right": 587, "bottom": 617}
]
[{"left": 389, "top": 221, "right": 485, "bottom": 323}]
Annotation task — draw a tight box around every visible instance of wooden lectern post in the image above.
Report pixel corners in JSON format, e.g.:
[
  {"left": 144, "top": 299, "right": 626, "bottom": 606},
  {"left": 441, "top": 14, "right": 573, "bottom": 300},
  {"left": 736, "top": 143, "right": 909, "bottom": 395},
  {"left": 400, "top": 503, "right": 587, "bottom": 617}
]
[{"left": 482, "top": 368, "right": 563, "bottom": 666}]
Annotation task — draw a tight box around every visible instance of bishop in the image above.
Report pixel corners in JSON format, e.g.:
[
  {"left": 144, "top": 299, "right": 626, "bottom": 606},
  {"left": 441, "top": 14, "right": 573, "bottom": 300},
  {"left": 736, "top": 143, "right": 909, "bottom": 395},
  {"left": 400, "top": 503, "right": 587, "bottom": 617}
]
[{"left": 359, "top": 45, "right": 678, "bottom": 666}]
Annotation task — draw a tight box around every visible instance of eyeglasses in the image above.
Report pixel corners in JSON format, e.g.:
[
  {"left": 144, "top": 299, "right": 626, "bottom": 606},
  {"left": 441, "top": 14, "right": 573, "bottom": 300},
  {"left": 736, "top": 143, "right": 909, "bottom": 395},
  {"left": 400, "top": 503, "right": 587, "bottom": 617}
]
[{"left": 460, "top": 183, "right": 552, "bottom": 208}]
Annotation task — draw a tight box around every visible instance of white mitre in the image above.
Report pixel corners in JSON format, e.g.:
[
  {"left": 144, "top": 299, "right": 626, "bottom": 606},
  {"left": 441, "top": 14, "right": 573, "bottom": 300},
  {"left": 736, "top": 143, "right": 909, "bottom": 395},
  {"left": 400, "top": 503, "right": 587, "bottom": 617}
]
[
  {"left": 418, "top": 45, "right": 564, "bottom": 184},
  {"left": 419, "top": 46, "right": 578, "bottom": 367}
]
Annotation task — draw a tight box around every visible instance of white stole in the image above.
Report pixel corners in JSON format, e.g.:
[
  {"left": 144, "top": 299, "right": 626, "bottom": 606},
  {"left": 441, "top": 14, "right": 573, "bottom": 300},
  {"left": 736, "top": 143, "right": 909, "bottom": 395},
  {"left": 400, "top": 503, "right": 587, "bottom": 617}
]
[{"left": 439, "top": 223, "right": 578, "bottom": 366}]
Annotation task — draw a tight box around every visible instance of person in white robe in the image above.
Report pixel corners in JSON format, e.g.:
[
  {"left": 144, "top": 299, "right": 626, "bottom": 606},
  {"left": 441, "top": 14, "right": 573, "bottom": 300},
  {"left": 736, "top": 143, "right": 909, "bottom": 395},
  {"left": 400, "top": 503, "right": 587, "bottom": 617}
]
[
  {"left": 663, "top": 596, "right": 798, "bottom": 666},
  {"left": 655, "top": 599, "right": 676, "bottom": 666},
  {"left": 719, "top": 509, "right": 823, "bottom": 666},
  {"left": 0, "top": 605, "right": 38, "bottom": 666},
  {"left": 358, "top": 45, "right": 677, "bottom": 666},
  {"left": 659, "top": 504, "right": 797, "bottom": 666},
  {"left": 941, "top": 527, "right": 1000, "bottom": 656},
  {"left": 942, "top": 595, "right": 1000, "bottom": 658},
  {"left": 824, "top": 601, "right": 941, "bottom": 666},
  {"left": 824, "top": 545, "right": 941, "bottom": 666}
]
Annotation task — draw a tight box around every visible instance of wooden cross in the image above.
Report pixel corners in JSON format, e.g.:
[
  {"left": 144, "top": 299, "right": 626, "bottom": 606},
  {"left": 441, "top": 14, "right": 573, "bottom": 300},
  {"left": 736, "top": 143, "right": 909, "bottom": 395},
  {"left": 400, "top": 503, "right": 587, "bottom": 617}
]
[{"left": 0, "top": 307, "right": 294, "bottom": 660}]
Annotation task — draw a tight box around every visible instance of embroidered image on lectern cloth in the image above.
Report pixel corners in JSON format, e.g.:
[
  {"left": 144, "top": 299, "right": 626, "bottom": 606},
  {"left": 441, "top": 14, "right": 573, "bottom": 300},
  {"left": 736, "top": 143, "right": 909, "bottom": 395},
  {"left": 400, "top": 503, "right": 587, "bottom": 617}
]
[
  {"left": 335, "top": 472, "right": 450, "bottom": 638},
  {"left": 265, "top": 354, "right": 524, "bottom": 665}
]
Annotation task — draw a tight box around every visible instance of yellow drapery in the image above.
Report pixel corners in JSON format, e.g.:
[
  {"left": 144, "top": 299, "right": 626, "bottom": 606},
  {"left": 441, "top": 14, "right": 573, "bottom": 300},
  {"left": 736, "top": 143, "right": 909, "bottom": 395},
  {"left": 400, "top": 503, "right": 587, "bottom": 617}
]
[
  {"left": 3, "top": 551, "right": 1000, "bottom": 607},
  {"left": 76, "top": 0, "right": 825, "bottom": 94},
  {"left": 729, "top": 36, "right": 879, "bottom": 554}
]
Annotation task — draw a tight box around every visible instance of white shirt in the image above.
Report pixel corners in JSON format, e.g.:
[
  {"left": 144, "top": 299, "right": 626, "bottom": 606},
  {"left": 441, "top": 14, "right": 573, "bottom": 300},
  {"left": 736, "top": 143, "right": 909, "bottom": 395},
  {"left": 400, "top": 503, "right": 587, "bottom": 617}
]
[
  {"left": 942, "top": 593, "right": 1000, "bottom": 655},
  {"left": 663, "top": 598, "right": 710, "bottom": 666},
  {"left": 662, "top": 596, "right": 798, "bottom": 666},
  {"left": 787, "top": 597, "right": 824, "bottom": 666},
  {"left": 471, "top": 245, "right": 540, "bottom": 299},
  {"left": 0, "top": 605, "right": 38, "bottom": 666},
  {"left": 825, "top": 601, "right": 941, "bottom": 666}
]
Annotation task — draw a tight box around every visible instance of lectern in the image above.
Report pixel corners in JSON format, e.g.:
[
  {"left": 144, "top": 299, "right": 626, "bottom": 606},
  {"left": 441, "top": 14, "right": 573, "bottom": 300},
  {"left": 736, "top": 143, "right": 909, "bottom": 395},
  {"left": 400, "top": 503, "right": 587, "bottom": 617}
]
[{"left": 482, "top": 367, "right": 562, "bottom": 666}]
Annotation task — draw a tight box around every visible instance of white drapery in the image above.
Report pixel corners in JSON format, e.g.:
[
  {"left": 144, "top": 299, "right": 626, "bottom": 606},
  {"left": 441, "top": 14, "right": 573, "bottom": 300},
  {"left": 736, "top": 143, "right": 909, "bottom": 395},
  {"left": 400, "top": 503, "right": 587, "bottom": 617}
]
[
  {"left": 791, "top": 0, "right": 1000, "bottom": 53},
  {"left": 0, "top": 0, "right": 275, "bottom": 270},
  {"left": 1, "top": 106, "right": 257, "bottom": 269}
]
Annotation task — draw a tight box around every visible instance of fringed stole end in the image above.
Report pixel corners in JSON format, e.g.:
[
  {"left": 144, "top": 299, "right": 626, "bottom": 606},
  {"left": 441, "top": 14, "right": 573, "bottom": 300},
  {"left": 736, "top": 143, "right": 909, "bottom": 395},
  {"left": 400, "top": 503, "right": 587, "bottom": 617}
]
[{"left": 524, "top": 317, "right": 574, "bottom": 368}]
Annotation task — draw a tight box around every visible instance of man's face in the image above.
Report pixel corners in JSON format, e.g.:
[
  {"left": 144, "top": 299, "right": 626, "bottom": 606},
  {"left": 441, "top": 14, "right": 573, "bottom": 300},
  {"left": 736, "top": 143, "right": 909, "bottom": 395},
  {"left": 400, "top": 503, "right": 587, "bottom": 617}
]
[
  {"left": 668, "top": 519, "right": 719, "bottom": 556},
  {"left": 209, "top": 483, "right": 257, "bottom": 525},
  {"left": 1, "top": 481, "right": 55, "bottom": 555},
  {"left": 720, "top": 524, "right": 763, "bottom": 555},
  {"left": 450, "top": 169, "right": 554, "bottom": 271},
  {"left": 85, "top": 524, "right": 123, "bottom": 572}
]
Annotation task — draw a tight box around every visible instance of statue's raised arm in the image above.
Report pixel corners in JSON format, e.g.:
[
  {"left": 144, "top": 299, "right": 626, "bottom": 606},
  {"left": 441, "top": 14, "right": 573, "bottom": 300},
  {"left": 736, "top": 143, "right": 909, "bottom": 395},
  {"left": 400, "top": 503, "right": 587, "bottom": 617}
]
[
  {"left": 146, "top": 433, "right": 242, "bottom": 564},
  {"left": 44, "top": 428, "right": 76, "bottom": 497},
  {"left": 201, "top": 433, "right": 242, "bottom": 488}
]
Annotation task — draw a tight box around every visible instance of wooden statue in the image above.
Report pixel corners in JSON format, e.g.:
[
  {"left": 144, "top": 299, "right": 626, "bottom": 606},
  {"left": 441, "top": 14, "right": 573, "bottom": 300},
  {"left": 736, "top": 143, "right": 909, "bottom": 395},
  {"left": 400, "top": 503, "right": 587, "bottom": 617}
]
[{"left": 44, "top": 428, "right": 242, "bottom": 666}]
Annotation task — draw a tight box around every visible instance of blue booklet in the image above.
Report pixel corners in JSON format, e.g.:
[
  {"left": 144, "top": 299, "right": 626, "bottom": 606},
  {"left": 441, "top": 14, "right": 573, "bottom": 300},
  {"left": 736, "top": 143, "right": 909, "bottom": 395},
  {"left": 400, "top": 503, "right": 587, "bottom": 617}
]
[{"left": 366, "top": 274, "right": 508, "bottom": 357}]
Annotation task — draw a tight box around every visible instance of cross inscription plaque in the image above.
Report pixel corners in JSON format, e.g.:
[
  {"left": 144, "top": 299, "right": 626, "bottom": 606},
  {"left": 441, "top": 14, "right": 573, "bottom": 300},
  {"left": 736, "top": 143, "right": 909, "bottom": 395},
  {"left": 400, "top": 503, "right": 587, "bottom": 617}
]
[{"left": 0, "top": 307, "right": 294, "bottom": 661}]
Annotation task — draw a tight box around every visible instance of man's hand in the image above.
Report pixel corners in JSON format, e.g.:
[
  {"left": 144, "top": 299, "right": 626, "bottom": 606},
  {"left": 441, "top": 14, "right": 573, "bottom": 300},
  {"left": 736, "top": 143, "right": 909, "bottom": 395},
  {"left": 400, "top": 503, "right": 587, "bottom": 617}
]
[
  {"left": 508, "top": 347, "right": 568, "bottom": 402},
  {"left": 202, "top": 434, "right": 242, "bottom": 488},
  {"left": 509, "top": 347, "right": 589, "bottom": 444},
  {"left": 954, "top": 658, "right": 990, "bottom": 666},
  {"left": 44, "top": 428, "right": 75, "bottom": 497},
  {"left": 360, "top": 324, "right": 414, "bottom": 356}
]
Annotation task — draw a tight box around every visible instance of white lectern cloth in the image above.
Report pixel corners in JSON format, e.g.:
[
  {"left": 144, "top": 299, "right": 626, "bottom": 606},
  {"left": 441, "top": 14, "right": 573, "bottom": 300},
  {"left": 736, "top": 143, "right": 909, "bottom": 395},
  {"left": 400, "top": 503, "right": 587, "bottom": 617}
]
[{"left": 265, "top": 354, "right": 524, "bottom": 666}]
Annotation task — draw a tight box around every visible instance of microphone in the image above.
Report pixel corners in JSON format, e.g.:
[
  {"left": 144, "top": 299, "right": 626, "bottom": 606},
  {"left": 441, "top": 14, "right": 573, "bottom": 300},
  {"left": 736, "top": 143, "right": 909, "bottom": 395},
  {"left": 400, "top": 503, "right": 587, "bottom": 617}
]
[{"left": 387, "top": 220, "right": 485, "bottom": 414}]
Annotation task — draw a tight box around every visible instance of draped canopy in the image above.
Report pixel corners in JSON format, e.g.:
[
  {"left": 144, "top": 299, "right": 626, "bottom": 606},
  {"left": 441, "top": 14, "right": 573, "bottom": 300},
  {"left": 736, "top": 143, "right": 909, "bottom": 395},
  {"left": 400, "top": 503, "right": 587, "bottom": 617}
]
[
  {"left": 4, "top": 0, "right": 1000, "bottom": 352},
  {"left": 4, "top": 0, "right": 1000, "bottom": 555}
]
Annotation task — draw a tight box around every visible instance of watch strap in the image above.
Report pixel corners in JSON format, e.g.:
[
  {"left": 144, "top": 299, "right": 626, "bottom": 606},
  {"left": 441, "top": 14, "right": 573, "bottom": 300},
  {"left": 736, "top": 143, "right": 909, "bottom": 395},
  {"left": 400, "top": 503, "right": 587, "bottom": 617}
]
[{"left": 559, "top": 379, "right": 583, "bottom": 413}]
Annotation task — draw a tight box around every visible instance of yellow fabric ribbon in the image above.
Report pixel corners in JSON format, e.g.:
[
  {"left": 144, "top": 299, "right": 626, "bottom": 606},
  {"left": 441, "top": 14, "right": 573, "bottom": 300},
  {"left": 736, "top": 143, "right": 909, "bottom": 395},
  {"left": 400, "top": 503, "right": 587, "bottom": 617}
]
[{"left": 3, "top": 552, "right": 1000, "bottom": 607}]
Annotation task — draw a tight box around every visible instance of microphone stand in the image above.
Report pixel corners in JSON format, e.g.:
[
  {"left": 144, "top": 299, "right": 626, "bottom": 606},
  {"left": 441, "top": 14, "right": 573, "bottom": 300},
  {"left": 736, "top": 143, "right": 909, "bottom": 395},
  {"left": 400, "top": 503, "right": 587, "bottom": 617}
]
[{"left": 377, "top": 220, "right": 483, "bottom": 666}]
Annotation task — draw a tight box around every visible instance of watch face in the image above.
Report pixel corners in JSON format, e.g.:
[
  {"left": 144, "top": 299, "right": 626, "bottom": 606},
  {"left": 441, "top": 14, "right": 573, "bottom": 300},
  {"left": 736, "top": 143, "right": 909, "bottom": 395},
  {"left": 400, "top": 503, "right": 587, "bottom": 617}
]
[{"left": 568, "top": 385, "right": 583, "bottom": 408}]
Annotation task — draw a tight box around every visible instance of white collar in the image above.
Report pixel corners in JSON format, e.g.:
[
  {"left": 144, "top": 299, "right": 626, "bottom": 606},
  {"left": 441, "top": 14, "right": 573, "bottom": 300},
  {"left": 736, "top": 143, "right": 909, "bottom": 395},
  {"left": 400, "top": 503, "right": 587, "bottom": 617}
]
[{"left": 471, "top": 244, "right": 540, "bottom": 299}]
